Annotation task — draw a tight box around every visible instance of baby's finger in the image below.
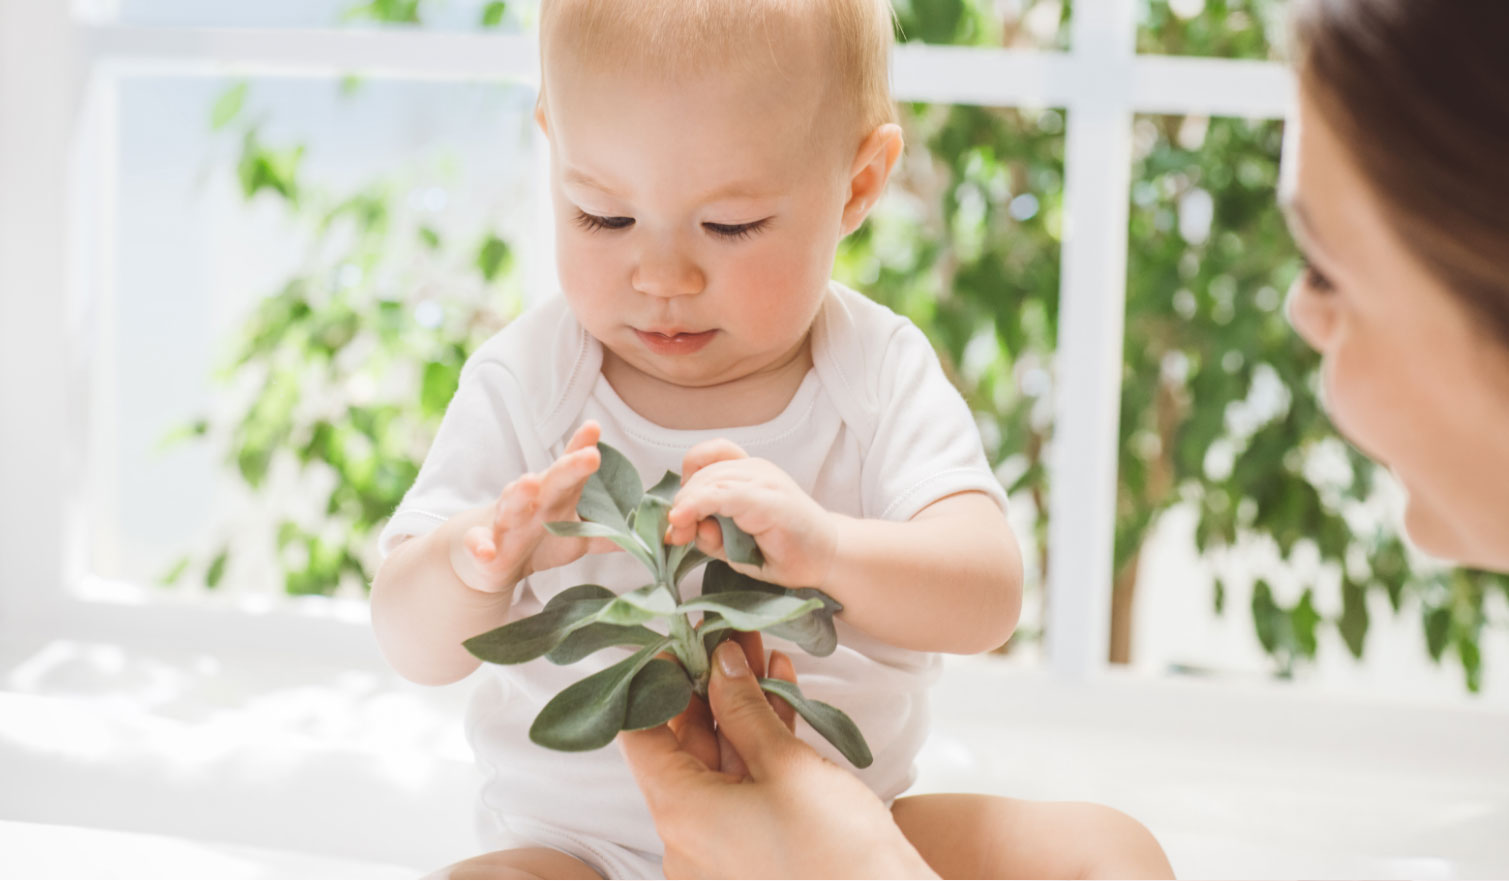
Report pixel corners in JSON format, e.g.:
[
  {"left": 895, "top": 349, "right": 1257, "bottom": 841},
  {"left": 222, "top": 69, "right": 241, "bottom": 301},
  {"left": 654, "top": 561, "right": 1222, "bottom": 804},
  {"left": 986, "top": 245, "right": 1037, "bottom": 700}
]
[
  {"left": 537, "top": 446, "right": 600, "bottom": 515},
  {"left": 496, "top": 474, "right": 543, "bottom": 531},
  {"left": 693, "top": 518, "right": 726, "bottom": 559},
  {"left": 463, "top": 524, "right": 497, "bottom": 563},
  {"left": 565, "top": 420, "right": 601, "bottom": 455},
  {"left": 681, "top": 438, "right": 748, "bottom": 484}
]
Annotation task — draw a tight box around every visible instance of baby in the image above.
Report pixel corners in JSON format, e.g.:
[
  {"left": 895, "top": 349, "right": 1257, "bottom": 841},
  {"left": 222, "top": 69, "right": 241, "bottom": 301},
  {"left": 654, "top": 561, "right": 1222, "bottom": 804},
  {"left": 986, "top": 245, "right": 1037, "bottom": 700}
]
[{"left": 373, "top": 1, "right": 1168, "bottom": 878}]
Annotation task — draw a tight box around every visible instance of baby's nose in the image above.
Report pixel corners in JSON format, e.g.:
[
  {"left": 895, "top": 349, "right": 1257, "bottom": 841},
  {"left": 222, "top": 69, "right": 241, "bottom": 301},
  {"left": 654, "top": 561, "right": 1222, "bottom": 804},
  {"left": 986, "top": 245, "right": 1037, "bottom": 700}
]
[{"left": 632, "top": 249, "right": 705, "bottom": 298}]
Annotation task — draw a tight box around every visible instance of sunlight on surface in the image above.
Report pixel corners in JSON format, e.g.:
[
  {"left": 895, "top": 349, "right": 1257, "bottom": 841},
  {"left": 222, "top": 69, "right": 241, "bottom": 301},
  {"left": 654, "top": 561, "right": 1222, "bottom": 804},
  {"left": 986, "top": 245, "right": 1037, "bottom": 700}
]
[{"left": 0, "top": 820, "right": 417, "bottom": 880}]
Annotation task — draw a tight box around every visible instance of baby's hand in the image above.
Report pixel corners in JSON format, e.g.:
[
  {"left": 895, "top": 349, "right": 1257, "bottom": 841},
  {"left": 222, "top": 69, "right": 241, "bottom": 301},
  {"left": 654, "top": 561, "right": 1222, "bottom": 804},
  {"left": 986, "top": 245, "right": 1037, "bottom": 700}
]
[
  {"left": 451, "top": 421, "right": 616, "bottom": 593},
  {"left": 665, "top": 440, "right": 838, "bottom": 590}
]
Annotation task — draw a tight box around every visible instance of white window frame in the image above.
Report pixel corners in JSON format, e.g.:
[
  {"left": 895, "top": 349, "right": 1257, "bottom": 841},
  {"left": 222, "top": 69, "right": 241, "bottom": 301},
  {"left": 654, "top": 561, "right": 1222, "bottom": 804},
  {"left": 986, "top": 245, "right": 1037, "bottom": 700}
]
[{"left": 0, "top": 0, "right": 1292, "bottom": 677}]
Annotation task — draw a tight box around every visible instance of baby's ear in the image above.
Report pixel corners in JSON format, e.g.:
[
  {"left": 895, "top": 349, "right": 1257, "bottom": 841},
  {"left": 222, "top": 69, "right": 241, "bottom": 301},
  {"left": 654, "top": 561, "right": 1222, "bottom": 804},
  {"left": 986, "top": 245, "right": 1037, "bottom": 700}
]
[{"left": 840, "top": 123, "right": 903, "bottom": 236}]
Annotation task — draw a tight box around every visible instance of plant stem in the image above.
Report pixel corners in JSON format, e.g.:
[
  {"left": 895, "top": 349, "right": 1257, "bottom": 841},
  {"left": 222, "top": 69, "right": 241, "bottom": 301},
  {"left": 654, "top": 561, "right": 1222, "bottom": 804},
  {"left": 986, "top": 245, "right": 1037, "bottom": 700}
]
[{"left": 669, "top": 604, "right": 711, "bottom": 696}]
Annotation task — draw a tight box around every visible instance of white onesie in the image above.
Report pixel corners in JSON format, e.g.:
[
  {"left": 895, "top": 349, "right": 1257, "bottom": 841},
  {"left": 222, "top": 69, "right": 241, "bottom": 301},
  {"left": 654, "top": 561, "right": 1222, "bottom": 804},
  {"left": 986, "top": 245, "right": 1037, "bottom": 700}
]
[{"left": 379, "top": 280, "right": 1007, "bottom": 879}]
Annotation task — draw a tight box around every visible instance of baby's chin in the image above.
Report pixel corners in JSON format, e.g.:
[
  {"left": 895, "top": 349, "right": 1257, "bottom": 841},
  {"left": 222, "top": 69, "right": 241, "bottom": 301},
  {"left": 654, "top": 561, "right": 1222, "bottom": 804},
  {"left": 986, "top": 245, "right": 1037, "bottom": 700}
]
[{"left": 606, "top": 343, "right": 738, "bottom": 388}]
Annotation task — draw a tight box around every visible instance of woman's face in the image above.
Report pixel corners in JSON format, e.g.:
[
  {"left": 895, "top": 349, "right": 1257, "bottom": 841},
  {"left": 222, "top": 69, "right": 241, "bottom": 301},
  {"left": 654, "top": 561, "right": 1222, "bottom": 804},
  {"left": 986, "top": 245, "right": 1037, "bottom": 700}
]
[{"left": 1283, "top": 89, "right": 1509, "bottom": 570}]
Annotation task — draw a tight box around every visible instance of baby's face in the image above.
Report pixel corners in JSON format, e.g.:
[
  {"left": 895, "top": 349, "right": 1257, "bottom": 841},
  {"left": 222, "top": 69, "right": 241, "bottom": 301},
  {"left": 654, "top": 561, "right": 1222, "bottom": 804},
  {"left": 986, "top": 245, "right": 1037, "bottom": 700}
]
[{"left": 541, "top": 47, "right": 852, "bottom": 390}]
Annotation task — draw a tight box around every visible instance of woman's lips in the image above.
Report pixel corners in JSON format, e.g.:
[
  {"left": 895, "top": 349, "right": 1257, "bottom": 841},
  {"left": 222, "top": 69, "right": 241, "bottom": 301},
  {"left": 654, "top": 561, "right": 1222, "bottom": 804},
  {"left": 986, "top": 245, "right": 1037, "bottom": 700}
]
[{"left": 635, "top": 328, "right": 717, "bottom": 355}]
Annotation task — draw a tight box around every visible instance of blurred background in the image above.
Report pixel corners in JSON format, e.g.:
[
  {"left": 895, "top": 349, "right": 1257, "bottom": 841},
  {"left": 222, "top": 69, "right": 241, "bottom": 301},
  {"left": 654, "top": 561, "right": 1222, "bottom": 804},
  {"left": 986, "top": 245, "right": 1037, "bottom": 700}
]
[{"left": 1, "top": 0, "right": 1506, "bottom": 878}]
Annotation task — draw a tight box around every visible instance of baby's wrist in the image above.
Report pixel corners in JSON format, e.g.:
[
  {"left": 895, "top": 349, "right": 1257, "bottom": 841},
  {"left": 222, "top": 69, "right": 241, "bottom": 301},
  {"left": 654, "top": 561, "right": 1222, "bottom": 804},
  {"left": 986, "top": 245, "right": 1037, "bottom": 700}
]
[{"left": 814, "top": 510, "right": 847, "bottom": 593}]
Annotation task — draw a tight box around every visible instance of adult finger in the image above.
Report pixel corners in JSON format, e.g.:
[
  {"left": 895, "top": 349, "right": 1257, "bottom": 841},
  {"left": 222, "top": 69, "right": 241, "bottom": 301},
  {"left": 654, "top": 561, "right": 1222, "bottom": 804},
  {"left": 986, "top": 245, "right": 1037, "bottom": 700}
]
[
  {"left": 717, "top": 633, "right": 767, "bottom": 779},
  {"left": 667, "top": 694, "right": 721, "bottom": 771},
  {"left": 706, "top": 640, "right": 810, "bottom": 782},
  {"left": 767, "top": 650, "right": 798, "bottom": 733},
  {"left": 617, "top": 725, "right": 720, "bottom": 815}
]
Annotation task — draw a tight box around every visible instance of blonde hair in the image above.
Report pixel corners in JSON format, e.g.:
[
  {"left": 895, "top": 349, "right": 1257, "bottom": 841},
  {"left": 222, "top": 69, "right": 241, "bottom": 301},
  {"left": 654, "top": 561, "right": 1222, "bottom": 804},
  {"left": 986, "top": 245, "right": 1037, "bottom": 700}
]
[{"left": 539, "top": 0, "right": 897, "bottom": 140}]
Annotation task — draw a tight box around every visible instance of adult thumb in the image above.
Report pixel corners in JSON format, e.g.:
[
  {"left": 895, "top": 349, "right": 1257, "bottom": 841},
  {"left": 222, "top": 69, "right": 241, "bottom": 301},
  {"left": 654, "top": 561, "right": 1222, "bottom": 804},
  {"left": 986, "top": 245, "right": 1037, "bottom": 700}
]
[{"left": 708, "top": 640, "right": 807, "bottom": 781}]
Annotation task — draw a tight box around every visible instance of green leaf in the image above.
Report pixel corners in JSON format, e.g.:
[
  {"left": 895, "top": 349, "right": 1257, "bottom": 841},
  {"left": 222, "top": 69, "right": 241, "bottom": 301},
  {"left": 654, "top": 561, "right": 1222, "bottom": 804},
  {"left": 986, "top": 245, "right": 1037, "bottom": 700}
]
[
  {"left": 581, "top": 442, "right": 643, "bottom": 524},
  {"left": 463, "top": 594, "right": 615, "bottom": 665},
  {"left": 670, "top": 544, "right": 709, "bottom": 586},
  {"left": 716, "top": 515, "right": 765, "bottom": 567},
  {"left": 476, "top": 233, "right": 513, "bottom": 282},
  {"left": 1338, "top": 579, "right": 1369, "bottom": 659},
  {"left": 546, "top": 622, "right": 665, "bottom": 665},
  {"left": 420, "top": 360, "right": 460, "bottom": 418},
  {"left": 1292, "top": 589, "right": 1320, "bottom": 659},
  {"left": 757, "top": 677, "right": 872, "bottom": 769},
  {"left": 1250, "top": 579, "right": 1282, "bottom": 655},
  {"left": 677, "top": 591, "right": 823, "bottom": 633},
  {"left": 623, "top": 658, "right": 693, "bottom": 730},
  {"left": 701, "top": 560, "right": 843, "bottom": 656},
  {"left": 546, "top": 583, "right": 617, "bottom": 608},
  {"left": 418, "top": 225, "right": 441, "bottom": 250},
  {"left": 1213, "top": 578, "right": 1226, "bottom": 615},
  {"left": 544, "top": 520, "right": 657, "bottom": 571},
  {"left": 633, "top": 494, "right": 671, "bottom": 570},
  {"left": 159, "top": 555, "right": 191, "bottom": 587},
  {"left": 645, "top": 470, "right": 681, "bottom": 503},
  {"left": 205, "top": 548, "right": 229, "bottom": 589},
  {"left": 530, "top": 640, "right": 671, "bottom": 751},
  {"left": 1424, "top": 606, "right": 1451, "bottom": 662},
  {"left": 211, "top": 82, "right": 248, "bottom": 131},
  {"left": 763, "top": 588, "right": 843, "bottom": 657},
  {"left": 479, "top": 0, "right": 507, "bottom": 28},
  {"left": 598, "top": 584, "right": 677, "bottom": 625}
]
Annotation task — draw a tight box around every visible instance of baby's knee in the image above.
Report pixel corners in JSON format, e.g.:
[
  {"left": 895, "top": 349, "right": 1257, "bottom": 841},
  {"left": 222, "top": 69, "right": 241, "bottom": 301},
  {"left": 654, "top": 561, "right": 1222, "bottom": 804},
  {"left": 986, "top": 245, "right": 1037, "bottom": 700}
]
[
  {"left": 1069, "top": 803, "right": 1174, "bottom": 879},
  {"left": 425, "top": 846, "right": 604, "bottom": 880}
]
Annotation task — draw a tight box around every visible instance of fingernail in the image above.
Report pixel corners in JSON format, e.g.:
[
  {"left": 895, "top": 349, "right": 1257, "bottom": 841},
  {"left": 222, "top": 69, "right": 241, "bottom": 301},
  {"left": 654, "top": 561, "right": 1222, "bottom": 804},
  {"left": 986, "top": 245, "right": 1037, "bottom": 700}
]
[{"left": 716, "top": 641, "right": 750, "bottom": 678}]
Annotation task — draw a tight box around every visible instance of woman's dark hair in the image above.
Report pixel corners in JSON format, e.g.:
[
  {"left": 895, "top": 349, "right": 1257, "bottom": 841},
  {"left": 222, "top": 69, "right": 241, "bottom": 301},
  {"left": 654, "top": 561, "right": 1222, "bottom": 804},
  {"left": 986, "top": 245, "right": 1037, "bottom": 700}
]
[{"left": 1291, "top": 0, "right": 1509, "bottom": 339}]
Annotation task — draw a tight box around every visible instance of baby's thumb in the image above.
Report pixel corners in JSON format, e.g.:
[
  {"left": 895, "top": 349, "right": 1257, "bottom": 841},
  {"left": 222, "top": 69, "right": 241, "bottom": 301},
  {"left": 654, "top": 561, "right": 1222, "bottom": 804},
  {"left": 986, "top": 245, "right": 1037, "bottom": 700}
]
[{"left": 708, "top": 640, "right": 806, "bottom": 782}]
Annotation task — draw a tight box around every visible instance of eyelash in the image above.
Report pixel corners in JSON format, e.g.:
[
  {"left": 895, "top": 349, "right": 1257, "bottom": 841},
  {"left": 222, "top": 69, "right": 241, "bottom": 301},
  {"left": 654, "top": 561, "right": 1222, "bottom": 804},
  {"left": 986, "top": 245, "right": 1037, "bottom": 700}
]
[
  {"left": 572, "top": 211, "right": 770, "bottom": 241},
  {"left": 1301, "top": 256, "right": 1335, "bottom": 294}
]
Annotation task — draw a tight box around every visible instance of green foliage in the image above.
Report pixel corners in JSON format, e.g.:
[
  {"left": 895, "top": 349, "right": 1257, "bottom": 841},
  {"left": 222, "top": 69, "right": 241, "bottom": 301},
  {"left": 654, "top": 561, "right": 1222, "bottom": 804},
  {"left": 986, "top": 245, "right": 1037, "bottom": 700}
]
[
  {"left": 162, "top": 79, "right": 521, "bottom": 598},
  {"left": 463, "top": 443, "right": 872, "bottom": 765}
]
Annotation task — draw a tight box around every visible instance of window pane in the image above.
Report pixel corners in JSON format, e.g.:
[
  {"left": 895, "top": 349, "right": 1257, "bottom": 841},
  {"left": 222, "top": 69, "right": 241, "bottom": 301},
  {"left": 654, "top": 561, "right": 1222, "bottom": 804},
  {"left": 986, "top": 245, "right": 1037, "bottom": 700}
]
[
  {"left": 1118, "top": 112, "right": 1509, "bottom": 698},
  {"left": 893, "top": 0, "right": 1072, "bottom": 51},
  {"left": 114, "top": 0, "right": 528, "bottom": 32},
  {"left": 836, "top": 102, "right": 1066, "bottom": 660},
  {"left": 1137, "top": 0, "right": 1285, "bottom": 60},
  {"left": 90, "top": 76, "right": 539, "bottom": 603}
]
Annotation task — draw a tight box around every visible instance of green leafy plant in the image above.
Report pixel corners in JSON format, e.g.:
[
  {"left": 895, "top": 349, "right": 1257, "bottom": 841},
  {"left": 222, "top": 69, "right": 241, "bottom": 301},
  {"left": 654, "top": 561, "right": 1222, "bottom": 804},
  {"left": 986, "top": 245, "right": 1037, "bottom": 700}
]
[{"left": 461, "top": 442, "right": 872, "bottom": 767}]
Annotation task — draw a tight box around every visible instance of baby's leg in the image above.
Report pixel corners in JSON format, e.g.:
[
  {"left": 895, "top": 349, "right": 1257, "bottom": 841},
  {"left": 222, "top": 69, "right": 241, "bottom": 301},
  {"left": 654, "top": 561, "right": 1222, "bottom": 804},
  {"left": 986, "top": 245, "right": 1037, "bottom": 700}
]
[
  {"left": 891, "top": 793, "right": 1173, "bottom": 879},
  {"left": 424, "top": 846, "right": 605, "bottom": 880}
]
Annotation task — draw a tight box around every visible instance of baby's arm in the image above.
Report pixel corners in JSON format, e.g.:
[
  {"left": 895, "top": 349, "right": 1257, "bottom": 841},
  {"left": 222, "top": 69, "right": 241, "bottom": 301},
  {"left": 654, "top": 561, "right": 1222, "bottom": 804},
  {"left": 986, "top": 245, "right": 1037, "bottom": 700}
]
[
  {"left": 822, "top": 491, "right": 1021, "bottom": 654},
  {"left": 371, "top": 421, "right": 607, "bottom": 685},
  {"left": 666, "top": 441, "right": 1022, "bottom": 655}
]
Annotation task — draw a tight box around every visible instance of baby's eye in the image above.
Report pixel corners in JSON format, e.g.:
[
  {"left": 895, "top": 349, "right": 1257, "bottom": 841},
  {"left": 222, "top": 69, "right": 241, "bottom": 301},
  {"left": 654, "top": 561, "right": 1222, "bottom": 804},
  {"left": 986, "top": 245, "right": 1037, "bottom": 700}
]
[
  {"left": 704, "top": 218, "right": 771, "bottom": 241},
  {"left": 574, "top": 211, "right": 634, "bottom": 233}
]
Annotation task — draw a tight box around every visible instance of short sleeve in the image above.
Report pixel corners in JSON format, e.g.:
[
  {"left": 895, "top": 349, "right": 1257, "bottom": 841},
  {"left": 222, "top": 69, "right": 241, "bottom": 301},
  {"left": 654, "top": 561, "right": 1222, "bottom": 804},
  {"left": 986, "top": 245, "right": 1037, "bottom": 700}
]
[
  {"left": 863, "top": 324, "right": 1007, "bottom": 521},
  {"left": 377, "top": 361, "right": 530, "bottom": 559}
]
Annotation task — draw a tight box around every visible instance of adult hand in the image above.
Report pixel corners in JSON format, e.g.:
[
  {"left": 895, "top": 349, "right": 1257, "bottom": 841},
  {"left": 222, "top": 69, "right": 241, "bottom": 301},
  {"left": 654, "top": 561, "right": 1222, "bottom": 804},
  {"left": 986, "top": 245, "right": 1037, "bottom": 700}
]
[{"left": 619, "top": 635, "right": 940, "bottom": 879}]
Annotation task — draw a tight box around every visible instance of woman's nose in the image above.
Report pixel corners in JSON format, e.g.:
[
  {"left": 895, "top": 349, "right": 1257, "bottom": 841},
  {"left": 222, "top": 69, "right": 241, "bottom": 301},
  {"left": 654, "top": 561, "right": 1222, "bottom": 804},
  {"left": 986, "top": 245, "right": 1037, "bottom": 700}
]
[{"left": 632, "top": 247, "right": 705, "bottom": 299}]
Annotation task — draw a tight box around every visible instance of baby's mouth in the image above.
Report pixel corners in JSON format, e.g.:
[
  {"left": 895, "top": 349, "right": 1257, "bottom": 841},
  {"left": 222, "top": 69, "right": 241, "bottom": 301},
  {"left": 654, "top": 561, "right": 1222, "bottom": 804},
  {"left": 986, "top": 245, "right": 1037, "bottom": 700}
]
[{"left": 634, "top": 328, "right": 718, "bottom": 355}]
